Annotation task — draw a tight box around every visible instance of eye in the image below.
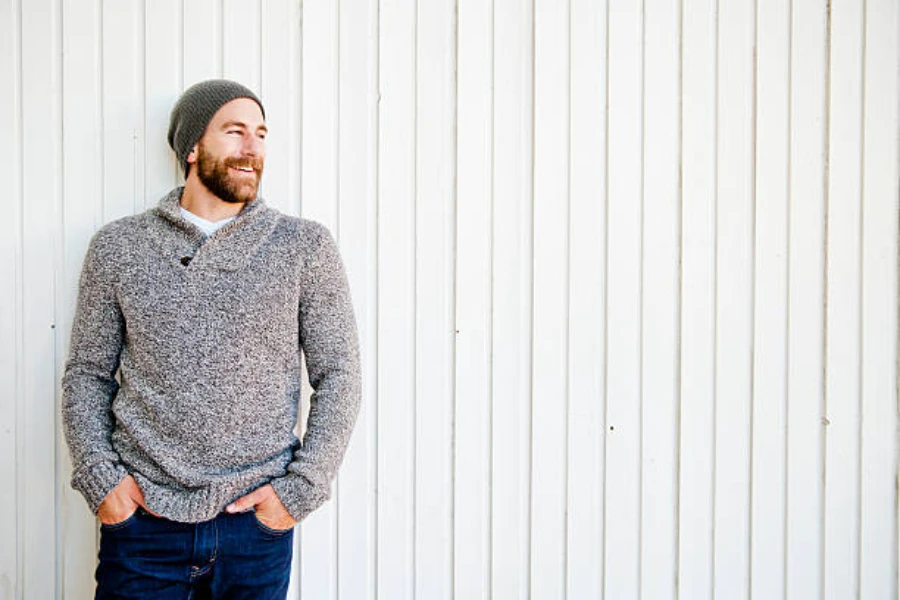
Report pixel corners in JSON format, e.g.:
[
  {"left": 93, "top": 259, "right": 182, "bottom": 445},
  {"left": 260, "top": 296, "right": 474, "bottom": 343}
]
[{"left": 227, "top": 129, "right": 242, "bottom": 136}]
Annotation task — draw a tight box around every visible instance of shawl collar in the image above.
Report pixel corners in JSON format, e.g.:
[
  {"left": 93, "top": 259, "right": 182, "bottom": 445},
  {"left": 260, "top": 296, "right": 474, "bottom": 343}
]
[{"left": 150, "top": 187, "right": 280, "bottom": 271}]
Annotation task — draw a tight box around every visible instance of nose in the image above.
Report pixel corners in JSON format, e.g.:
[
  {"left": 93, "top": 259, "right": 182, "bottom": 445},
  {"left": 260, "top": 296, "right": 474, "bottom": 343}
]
[{"left": 241, "top": 132, "right": 264, "bottom": 158}]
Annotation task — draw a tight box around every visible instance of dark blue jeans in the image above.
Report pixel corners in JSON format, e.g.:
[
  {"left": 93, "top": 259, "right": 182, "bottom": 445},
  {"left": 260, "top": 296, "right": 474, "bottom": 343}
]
[{"left": 95, "top": 507, "right": 293, "bottom": 599}]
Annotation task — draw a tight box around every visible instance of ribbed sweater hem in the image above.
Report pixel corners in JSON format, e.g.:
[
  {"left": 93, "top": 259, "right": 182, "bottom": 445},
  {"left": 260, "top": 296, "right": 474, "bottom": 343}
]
[
  {"left": 134, "top": 472, "right": 272, "bottom": 523},
  {"left": 73, "top": 460, "right": 129, "bottom": 513}
]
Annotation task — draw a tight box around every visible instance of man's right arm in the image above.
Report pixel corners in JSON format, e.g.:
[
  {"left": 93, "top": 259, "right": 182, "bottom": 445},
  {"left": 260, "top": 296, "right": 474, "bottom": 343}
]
[{"left": 61, "top": 231, "right": 129, "bottom": 514}]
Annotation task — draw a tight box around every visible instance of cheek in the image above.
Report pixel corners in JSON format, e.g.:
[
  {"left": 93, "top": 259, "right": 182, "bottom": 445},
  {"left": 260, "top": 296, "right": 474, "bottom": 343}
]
[{"left": 210, "top": 135, "right": 239, "bottom": 154}]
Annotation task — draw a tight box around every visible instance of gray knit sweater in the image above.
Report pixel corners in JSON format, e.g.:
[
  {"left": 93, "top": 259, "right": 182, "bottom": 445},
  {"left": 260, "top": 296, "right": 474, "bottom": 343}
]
[{"left": 62, "top": 188, "right": 361, "bottom": 523}]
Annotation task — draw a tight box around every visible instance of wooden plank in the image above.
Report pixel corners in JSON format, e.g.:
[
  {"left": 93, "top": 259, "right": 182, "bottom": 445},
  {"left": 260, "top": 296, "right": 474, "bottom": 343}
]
[
  {"left": 750, "top": 0, "right": 789, "bottom": 596},
  {"left": 491, "top": 0, "right": 533, "bottom": 596},
  {"left": 567, "top": 0, "right": 606, "bottom": 597},
  {"left": 20, "top": 0, "right": 61, "bottom": 597},
  {"left": 785, "top": 2, "right": 827, "bottom": 598},
  {"left": 260, "top": 0, "right": 300, "bottom": 216},
  {"left": 641, "top": 0, "right": 679, "bottom": 596},
  {"left": 335, "top": 0, "right": 378, "bottom": 597},
  {"left": 415, "top": 0, "right": 455, "bottom": 597},
  {"left": 183, "top": 0, "right": 221, "bottom": 85},
  {"left": 0, "top": 0, "right": 22, "bottom": 596},
  {"left": 823, "top": 1, "right": 863, "bottom": 597},
  {"left": 714, "top": 0, "right": 754, "bottom": 596},
  {"left": 59, "top": 0, "right": 105, "bottom": 597},
  {"left": 455, "top": 0, "right": 492, "bottom": 598},
  {"left": 298, "top": 1, "right": 340, "bottom": 597},
  {"left": 678, "top": 0, "right": 716, "bottom": 597},
  {"left": 222, "top": 0, "right": 260, "bottom": 90},
  {"left": 377, "top": 0, "right": 417, "bottom": 596},
  {"left": 102, "top": 0, "right": 143, "bottom": 221},
  {"left": 859, "top": 0, "right": 899, "bottom": 596},
  {"left": 364, "top": 2, "right": 381, "bottom": 597},
  {"left": 144, "top": 0, "right": 181, "bottom": 205},
  {"left": 300, "top": 0, "right": 338, "bottom": 225},
  {"left": 604, "top": 1, "right": 642, "bottom": 597},
  {"left": 530, "top": 0, "right": 569, "bottom": 597},
  {"left": 458, "top": 0, "right": 494, "bottom": 598}
]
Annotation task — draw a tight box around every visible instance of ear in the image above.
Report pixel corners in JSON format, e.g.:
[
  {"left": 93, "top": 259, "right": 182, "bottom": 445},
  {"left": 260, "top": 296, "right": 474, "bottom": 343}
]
[{"left": 186, "top": 144, "right": 198, "bottom": 165}]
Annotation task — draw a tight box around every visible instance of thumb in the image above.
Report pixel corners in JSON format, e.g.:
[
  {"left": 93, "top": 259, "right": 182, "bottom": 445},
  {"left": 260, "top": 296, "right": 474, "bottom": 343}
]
[
  {"left": 226, "top": 488, "right": 265, "bottom": 513},
  {"left": 128, "top": 478, "right": 161, "bottom": 517},
  {"left": 132, "top": 492, "right": 161, "bottom": 518}
]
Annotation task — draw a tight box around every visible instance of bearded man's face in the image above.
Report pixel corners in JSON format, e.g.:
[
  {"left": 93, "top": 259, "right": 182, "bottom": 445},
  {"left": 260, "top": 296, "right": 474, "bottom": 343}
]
[
  {"left": 196, "top": 138, "right": 264, "bottom": 205},
  {"left": 189, "top": 97, "right": 267, "bottom": 204}
]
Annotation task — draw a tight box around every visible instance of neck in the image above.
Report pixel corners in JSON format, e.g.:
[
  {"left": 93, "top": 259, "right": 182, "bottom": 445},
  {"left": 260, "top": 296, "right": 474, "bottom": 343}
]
[{"left": 180, "top": 173, "right": 246, "bottom": 221}]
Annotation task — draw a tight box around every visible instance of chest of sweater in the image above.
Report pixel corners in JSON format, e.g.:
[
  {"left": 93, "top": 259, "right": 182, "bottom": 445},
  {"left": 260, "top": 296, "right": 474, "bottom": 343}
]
[{"left": 115, "top": 229, "right": 304, "bottom": 380}]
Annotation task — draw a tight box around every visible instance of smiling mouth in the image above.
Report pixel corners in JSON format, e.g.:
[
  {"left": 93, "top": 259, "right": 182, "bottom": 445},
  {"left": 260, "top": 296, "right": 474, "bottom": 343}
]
[{"left": 229, "top": 166, "right": 256, "bottom": 175}]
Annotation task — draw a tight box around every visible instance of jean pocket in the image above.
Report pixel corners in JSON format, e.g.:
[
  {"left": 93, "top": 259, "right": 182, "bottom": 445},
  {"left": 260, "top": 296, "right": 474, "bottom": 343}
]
[
  {"left": 100, "top": 508, "right": 141, "bottom": 532},
  {"left": 252, "top": 511, "right": 294, "bottom": 537}
]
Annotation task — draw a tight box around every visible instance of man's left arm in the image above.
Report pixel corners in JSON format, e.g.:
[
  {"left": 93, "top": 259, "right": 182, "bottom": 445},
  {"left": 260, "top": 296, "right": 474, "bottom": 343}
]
[{"left": 268, "top": 224, "right": 361, "bottom": 523}]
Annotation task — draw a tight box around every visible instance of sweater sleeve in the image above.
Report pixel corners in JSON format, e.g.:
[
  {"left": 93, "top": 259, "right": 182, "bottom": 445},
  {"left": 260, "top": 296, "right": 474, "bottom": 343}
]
[
  {"left": 271, "top": 225, "right": 362, "bottom": 522},
  {"left": 61, "top": 231, "right": 128, "bottom": 513}
]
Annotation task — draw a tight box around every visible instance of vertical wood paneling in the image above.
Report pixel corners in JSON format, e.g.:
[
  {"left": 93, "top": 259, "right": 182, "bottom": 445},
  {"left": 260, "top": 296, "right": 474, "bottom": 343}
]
[
  {"left": 222, "top": 0, "right": 261, "bottom": 91},
  {"left": 299, "top": 1, "right": 340, "bottom": 597},
  {"left": 21, "top": 0, "right": 61, "bottom": 597},
  {"left": 377, "top": 0, "right": 417, "bottom": 598},
  {"left": 751, "top": 0, "right": 789, "bottom": 596},
  {"left": 786, "top": 1, "right": 827, "bottom": 597},
  {"left": 604, "top": 1, "right": 642, "bottom": 597},
  {"left": 823, "top": 1, "right": 863, "bottom": 597},
  {"left": 641, "top": 0, "right": 680, "bottom": 597},
  {"left": 455, "top": 0, "right": 492, "bottom": 597},
  {"left": 260, "top": 0, "right": 300, "bottom": 216},
  {"left": 183, "top": 0, "right": 221, "bottom": 85},
  {"left": 144, "top": 0, "right": 181, "bottom": 205},
  {"left": 414, "top": 0, "right": 454, "bottom": 596},
  {"left": 0, "top": 0, "right": 21, "bottom": 597},
  {"left": 60, "top": 0, "right": 104, "bottom": 595},
  {"left": 362, "top": 1, "right": 380, "bottom": 595},
  {"left": 102, "top": 0, "right": 143, "bottom": 221},
  {"left": 678, "top": 0, "right": 716, "bottom": 597},
  {"left": 566, "top": 0, "right": 605, "bottom": 597},
  {"left": 335, "top": 0, "right": 378, "bottom": 597},
  {"left": 2, "top": 1, "right": 899, "bottom": 598},
  {"left": 714, "top": 0, "right": 754, "bottom": 595},
  {"left": 300, "top": 0, "right": 338, "bottom": 225},
  {"left": 490, "top": 0, "right": 533, "bottom": 596},
  {"left": 859, "top": 0, "right": 899, "bottom": 597},
  {"left": 530, "top": 0, "right": 569, "bottom": 598}
]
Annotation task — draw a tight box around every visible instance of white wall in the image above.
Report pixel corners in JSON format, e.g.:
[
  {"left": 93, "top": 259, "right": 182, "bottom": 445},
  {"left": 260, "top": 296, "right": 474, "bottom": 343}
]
[{"left": 0, "top": 0, "right": 897, "bottom": 598}]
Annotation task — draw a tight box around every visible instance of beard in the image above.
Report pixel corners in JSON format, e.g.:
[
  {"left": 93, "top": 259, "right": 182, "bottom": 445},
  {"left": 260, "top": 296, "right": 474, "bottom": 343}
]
[{"left": 195, "top": 141, "right": 264, "bottom": 204}]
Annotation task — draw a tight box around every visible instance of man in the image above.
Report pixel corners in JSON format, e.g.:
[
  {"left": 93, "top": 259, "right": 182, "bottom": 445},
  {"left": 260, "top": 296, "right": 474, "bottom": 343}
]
[{"left": 62, "top": 79, "right": 361, "bottom": 598}]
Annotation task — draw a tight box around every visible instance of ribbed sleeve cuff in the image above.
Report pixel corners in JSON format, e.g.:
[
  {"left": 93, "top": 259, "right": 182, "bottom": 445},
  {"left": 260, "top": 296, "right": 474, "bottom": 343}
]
[
  {"left": 270, "top": 473, "right": 330, "bottom": 523},
  {"left": 72, "top": 460, "right": 128, "bottom": 514}
]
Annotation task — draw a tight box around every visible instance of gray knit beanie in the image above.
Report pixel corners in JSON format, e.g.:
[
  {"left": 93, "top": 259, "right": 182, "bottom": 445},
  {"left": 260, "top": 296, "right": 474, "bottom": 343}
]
[{"left": 167, "top": 79, "right": 266, "bottom": 176}]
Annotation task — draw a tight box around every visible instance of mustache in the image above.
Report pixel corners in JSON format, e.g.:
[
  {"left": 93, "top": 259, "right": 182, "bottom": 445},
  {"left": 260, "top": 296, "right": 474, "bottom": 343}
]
[{"left": 223, "top": 157, "right": 264, "bottom": 173}]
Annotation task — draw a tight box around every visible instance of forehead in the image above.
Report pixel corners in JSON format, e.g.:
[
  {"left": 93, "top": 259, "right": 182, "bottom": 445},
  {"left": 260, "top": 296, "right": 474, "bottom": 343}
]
[{"left": 208, "top": 97, "right": 265, "bottom": 128}]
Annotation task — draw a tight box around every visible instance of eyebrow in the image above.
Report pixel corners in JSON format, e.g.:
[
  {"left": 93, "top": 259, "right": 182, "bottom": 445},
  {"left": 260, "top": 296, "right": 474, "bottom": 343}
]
[{"left": 221, "top": 120, "right": 268, "bottom": 134}]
